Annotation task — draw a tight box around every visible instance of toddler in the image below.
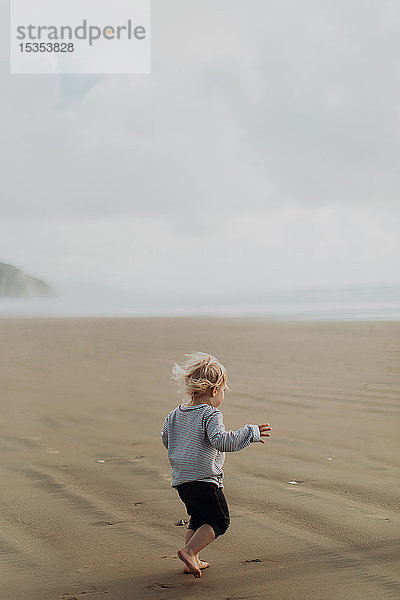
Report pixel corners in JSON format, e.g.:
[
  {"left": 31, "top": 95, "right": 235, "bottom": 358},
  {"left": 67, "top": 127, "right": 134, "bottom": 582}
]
[{"left": 161, "top": 352, "right": 271, "bottom": 578}]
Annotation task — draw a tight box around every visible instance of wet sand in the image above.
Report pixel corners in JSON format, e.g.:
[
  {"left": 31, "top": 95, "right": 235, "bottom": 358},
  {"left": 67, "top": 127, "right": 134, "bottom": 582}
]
[{"left": 1, "top": 317, "right": 399, "bottom": 600}]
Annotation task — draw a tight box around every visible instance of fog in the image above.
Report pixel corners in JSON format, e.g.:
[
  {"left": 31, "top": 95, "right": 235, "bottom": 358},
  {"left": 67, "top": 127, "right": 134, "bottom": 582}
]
[{"left": 1, "top": 0, "right": 399, "bottom": 308}]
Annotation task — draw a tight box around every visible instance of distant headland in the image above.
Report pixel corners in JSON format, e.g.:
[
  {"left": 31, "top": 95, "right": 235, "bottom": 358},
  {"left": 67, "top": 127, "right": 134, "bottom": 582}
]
[{"left": 0, "top": 262, "right": 54, "bottom": 298}]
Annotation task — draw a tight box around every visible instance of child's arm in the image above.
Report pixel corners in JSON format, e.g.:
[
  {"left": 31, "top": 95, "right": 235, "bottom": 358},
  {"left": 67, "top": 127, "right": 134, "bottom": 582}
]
[
  {"left": 161, "top": 418, "right": 169, "bottom": 449},
  {"left": 205, "top": 410, "right": 264, "bottom": 452}
]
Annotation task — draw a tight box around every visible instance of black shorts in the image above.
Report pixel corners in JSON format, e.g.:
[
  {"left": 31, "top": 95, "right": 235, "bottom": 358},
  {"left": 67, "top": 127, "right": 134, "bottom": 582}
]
[{"left": 176, "top": 481, "right": 230, "bottom": 538}]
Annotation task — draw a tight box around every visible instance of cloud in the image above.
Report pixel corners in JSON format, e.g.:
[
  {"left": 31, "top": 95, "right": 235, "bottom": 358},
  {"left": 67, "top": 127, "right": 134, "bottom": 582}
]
[
  {"left": 1, "top": 204, "right": 398, "bottom": 294},
  {"left": 56, "top": 74, "right": 103, "bottom": 110},
  {"left": 0, "top": 0, "right": 399, "bottom": 292}
]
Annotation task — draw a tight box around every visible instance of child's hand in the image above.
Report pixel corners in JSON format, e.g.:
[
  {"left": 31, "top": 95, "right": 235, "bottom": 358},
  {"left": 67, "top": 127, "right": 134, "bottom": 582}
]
[{"left": 258, "top": 423, "right": 271, "bottom": 444}]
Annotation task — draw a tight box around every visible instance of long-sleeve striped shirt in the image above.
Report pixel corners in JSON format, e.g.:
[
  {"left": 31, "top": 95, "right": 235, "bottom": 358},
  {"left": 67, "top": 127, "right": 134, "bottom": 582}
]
[{"left": 161, "top": 402, "right": 260, "bottom": 487}]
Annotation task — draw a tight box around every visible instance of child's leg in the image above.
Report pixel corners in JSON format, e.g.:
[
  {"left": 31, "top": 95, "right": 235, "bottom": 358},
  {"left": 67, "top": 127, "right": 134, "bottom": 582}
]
[
  {"left": 182, "top": 528, "right": 210, "bottom": 573},
  {"left": 176, "top": 482, "right": 228, "bottom": 578},
  {"left": 178, "top": 525, "right": 215, "bottom": 578},
  {"left": 185, "top": 528, "right": 196, "bottom": 544}
]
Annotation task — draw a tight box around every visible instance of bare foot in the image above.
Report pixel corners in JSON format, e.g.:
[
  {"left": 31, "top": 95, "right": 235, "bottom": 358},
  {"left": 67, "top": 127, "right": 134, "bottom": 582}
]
[
  {"left": 184, "top": 560, "right": 209, "bottom": 574},
  {"left": 177, "top": 549, "right": 201, "bottom": 578}
]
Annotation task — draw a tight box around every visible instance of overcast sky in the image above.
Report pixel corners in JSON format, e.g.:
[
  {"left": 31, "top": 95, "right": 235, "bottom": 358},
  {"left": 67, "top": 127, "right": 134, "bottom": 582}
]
[{"left": 1, "top": 0, "right": 399, "bottom": 298}]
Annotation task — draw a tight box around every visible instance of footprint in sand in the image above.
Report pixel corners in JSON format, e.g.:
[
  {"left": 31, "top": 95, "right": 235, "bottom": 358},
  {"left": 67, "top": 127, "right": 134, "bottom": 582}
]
[
  {"left": 91, "top": 519, "right": 134, "bottom": 527},
  {"left": 242, "top": 558, "right": 262, "bottom": 563},
  {"left": 61, "top": 585, "right": 107, "bottom": 598},
  {"left": 76, "top": 564, "right": 96, "bottom": 573},
  {"left": 76, "top": 562, "right": 123, "bottom": 573},
  {"left": 242, "top": 558, "right": 276, "bottom": 564}
]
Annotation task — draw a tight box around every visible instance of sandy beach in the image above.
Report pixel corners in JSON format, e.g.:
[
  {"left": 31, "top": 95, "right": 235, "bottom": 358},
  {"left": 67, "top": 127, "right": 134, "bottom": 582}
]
[{"left": 1, "top": 317, "right": 399, "bottom": 600}]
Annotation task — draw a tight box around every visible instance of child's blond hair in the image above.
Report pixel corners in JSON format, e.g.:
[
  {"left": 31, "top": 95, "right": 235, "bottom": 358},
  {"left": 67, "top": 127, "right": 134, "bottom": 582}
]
[{"left": 172, "top": 352, "right": 228, "bottom": 404}]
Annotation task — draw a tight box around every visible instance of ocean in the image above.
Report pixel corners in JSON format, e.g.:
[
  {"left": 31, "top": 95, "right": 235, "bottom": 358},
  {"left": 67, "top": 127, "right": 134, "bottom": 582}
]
[{"left": 0, "top": 285, "right": 399, "bottom": 320}]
